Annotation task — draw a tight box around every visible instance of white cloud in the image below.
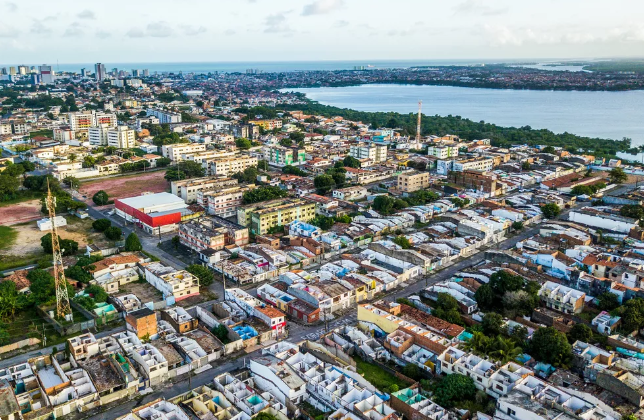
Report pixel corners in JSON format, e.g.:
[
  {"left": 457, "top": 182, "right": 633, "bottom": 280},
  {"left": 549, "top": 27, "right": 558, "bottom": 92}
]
[
  {"left": 180, "top": 25, "right": 207, "bottom": 36},
  {"left": 479, "top": 24, "right": 644, "bottom": 47},
  {"left": 334, "top": 20, "right": 349, "bottom": 28},
  {"left": 224, "top": 29, "right": 236, "bottom": 36},
  {"left": 454, "top": 0, "right": 507, "bottom": 17},
  {"left": 77, "top": 9, "right": 95, "bottom": 20},
  {"left": 63, "top": 25, "right": 85, "bottom": 37},
  {"left": 5, "top": 2, "right": 16, "bottom": 12},
  {"left": 302, "top": 0, "right": 344, "bottom": 16},
  {"left": 126, "top": 21, "right": 173, "bottom": 38},
  {"left": 30, "top": 20, "right": 52, "bottom": 35},
  {"left": 264, "top": 13, "right": 291, "bottom": 33},
  {"left": 0, "top": 23, "right": 17, "bottom": 37},
  {"left": 95, "top": 30, "right": 111, "bottom": 39}
]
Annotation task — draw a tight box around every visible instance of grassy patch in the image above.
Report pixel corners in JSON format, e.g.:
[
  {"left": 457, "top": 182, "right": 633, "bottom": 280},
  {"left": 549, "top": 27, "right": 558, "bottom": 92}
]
[
  {"left": 0, "top": 190, "right": 42, "bottom": 207},
  {"left": 0, "top": 226, "right": 18, "bottom": 251},
  {"left": 352, "top": 355, "right": 408, "bottom": 393},
  {"left": 0, "top": 253, "right": 43, "bottom": 272}
]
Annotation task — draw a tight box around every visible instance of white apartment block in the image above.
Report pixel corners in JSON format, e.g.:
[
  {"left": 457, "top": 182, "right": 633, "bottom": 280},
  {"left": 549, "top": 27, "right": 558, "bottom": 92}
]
[
  {"left": 146, "top": 108, "right": 182, "bottom": 124},
  {"left": 200, "top": 186, "right": 254, "bottom": 218},
  {"left": 171, "top": 176, "right": 239, "bottom": 203},
  {"left": 453, "top": 158, "right": 494, "bottom": 172},
  {"left": 108, "top": 126, "right": 136, "bottom": 149},
  {"left": 538, "top": 281, "right": 585, "bottom": 314},
  {"left": 142, "top": 262, "right": 200, "bottom": 304},
  {"left": 88, "top": 125, "right": 109, "bottom": 146},
  {"left": 427, "top": 145, "right": 459, "bottom": 159},
  {"left": 349, "top": 143, "right": 387, "bottom": 163},
  {"left": 162, "top": 143, "right": 207, "bottom": 161},
  {"left": 68, "top": 111, "right": 117, "bottom": 132},
  {"left": 332, "top": 186, "right": 368, "bottom": 201},
  {"left": 207, "top": 156, "right": 258, "bottom": 176}
]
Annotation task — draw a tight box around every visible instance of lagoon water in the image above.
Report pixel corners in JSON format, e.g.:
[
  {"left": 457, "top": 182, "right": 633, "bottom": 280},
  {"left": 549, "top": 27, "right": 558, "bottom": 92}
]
[{"left": 289, "top": 84, "right": 644, "bottom": 151}]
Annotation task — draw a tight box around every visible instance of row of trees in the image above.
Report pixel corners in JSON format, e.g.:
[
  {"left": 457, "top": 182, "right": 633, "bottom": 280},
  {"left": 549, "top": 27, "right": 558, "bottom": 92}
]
[
  {"left": 242, "top": 186, "right": 288, "bottom": 204},
  {"left": 309, "top": 214, "right": 352, "bottom": 230}
]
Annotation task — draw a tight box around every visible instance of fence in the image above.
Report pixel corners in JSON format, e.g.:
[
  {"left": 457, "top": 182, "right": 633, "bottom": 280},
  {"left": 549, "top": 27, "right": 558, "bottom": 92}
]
[
  {"left": 0, "top": 338, "right": 41, "bottom": 355},
  {"left": 37, "top": 305, "right": 96, "bottom": 336}
]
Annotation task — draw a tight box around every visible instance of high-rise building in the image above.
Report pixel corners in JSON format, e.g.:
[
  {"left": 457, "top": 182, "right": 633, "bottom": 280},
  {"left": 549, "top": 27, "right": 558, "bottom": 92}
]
[
  {"left": 81, "top": 68, "right": 87, "bottom": 77},
  {"left": 17, "top": 65, "right": 28, "bottom": 75},
  {"left": 107, "top": 126, "right": 136, "bottom": 148},
  {"left": 132, "top": 69, "right": 141, "bottom": 77},
  {"left": 142, "top": 69, "right": 149, "bottom": 77},
  {"left": 39, "top": 65, "right": 54, "bottom": 84},
  {"left": 30, "top": 74, "right": 40, "bottom": 85},
  {"left": 94, "top": 63, "right": 106, "bottom": 81},
  {"left": 88, "top": 125, "right": 109, "bottom": 146},
  {"left": 0, "top": 68, "right": 7, "bottom": 75},
  {"left": 9, "top": 67, "right": 16, "bottom": 75}
]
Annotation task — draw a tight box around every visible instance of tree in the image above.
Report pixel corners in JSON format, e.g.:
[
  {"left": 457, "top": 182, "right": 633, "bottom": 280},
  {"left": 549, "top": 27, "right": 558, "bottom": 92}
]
[
  {"left": 489, "top": 336, "right": 522, "bottom": 364},
  {"left": 314, "top": 174, "right": 335, "bottom": 194},
  {"left": 232, "top": 166, "right": 260, "bottom": 183},
  {"left": 450, "top": 197, "right": 467, "bottom": 208},
  {"left": 212, "top": 324, "right": 229, "bottom": 342},
  {"left": 521, "top": 161, "right": 531, "bottom": 171},
  {"left": 289, "top": 131, "right": 305, "bottom": 142},
  {"left": 41, "top": 233, "right": 77, "bottom": 256},
  {"left": 0, "top": 281, "right": 22, "bottom": 320},
  {"left": 392, "top": 236, "right": 411, "bottom": 249},
  {"left": 164, "top": 161, "right": 205, "bottom": 181},
  {"left": 620, "top": 204, "right": 644, "bottom": 220},
  {"left": 567, "top": 323, "right": 593, "bottom": 344},
  {"left": 529, "top": 327, "right": 572, "bottom": 367},
  {"left": 235, "top": 138, "right": 252, "bottom": 150},
  {"left": 474, "top": 283, "right": 495, "bottom": 310},
  {"left": 63, "top": 176, "right": 80, "bottom": 189},
  {"left": 92, "top": 218, "right": 112, "bottom": 232},
  {"left": 310, "top": 215, "right": 335, "bottom": 230},
  {"left": 27, "top": 269, "right": 56, "bottom": 304},
  {"left": 402, "top": 363, "right": 421, "bottom": 380},
  {"left": 372, "top": 195, "right": 395, "bottom": 215},
  {"left": 512, "top": 221, "right": 524, "bottom": 231},
  {"left": 2, "top": 163, "right": 25, "bottom": 177},
  {"left": 432, "top": 293, "right": 463, "bottom": 326},
  {"left": 186, "top": 264, "right": 214, "bottom": 287},
  {"left": 124, "top": 232, "right": 142, "bottom": 251},
  {"left": 608, "top": 167, "right": 627, "bottom": 184},
  {"left": 74, "top": 296, "right": 96, "bottom": 311},
  {"left": 393, "top": 199, "right": 409, "bottom": 210},
  {"left": 242, "top": 186, "right": 288, "bottom": 204},
  {"left": 0, "top": 175, "right": 20, "bottom": 200},
  {"left": 542, "top": 146, "right": 556, "bottom": 154},
  {"left": 64, "top": 265, "right": 92, "bottom": 283},
  {"left": 279, "top": 138, "right": 293, "bottom": 147},
  {"left": 433, "top": 374, "right": 477, "bottom": 408},
  {"left": 104, "top": 226, "right": 122, "bottom": 240},
  {"left": 597, "top": 292, "right": 620, "bottom": 311},
  {"left": 156, "top": 157, "right": 171, "bottom": 167},
  {"left": 343, "top": 155, "right": 361, "bottom": 168},
  {"left": 482, "top": 312, "right": 504, "bottom": 336},
  {"left": 171, "top": 235, "right": 181, "bottom": 249},
  {"left": 489, "top": 270, "right": 524, "bottom": 295},
  {"left": 282, "top": 165, "right": 307, "bottom": 176},
  {"left": 541, "top": 203, "right": 561, "bottom": 219},
  {"left": 92, "top": 190, "right": 110, "bottom": 206}
]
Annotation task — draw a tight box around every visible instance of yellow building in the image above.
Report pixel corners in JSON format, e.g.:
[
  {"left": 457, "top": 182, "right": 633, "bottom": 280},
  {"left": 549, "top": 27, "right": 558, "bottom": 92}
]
[
  {"left": 249, "top": 119, "right": 283, "bottom": 130},
  {"left": 397, "top": 171, "right": 430, "bottom": 192},
  {"left": 237, "top": 198, "right": 316, "bottom": 235}
]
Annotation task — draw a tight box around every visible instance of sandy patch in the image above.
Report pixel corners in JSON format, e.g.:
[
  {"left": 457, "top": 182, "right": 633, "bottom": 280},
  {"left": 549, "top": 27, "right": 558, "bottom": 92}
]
[
  {"left": 79, "top": 171, "right": 169, "bottom": 202},
  {"left": 0, "top": 200, "right": 42, "bottom": 226}
]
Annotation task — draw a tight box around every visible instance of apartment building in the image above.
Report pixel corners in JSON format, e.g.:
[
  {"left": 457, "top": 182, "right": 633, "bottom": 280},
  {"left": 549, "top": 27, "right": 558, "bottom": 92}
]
[
  {"left": 266, "top": 145, "right": 306, "bottom": 167},
  {"left": 125, "top": 307, "right": 158, "bottom": 339},
  {"left": 448, "top": 170, "right": 501, "bottom": 196},
  {"left": 332, "top": 186, "right": 368, "bottom": 201},
  {"left": 538, "top": 281, "right": 585, "bottom": 314},
  {"left": 179, "top": 219, "right": 229, "bottom": 252},
  {"left": 200, "top": 185, "right": 255, "bottom": 218},
  {"left": 250, "top": 119, "right": 282, "bottom": 130},
  {"left": 88, "top": 125, "right": 110, "bottom": 146},
  {"left": 453, "top": 157, "right": 494, "bottom": 172},
  {"left": 397, "top": 171, "right": 430, "bottom": 193},
  {"left": 107, "top": 126, "right": 136, "bottom": 149},
  {"left": 162, "top": 143, "right": 207, "bottom": 162},
  {"left": 142, "top": 262, "right": 200, "bottom": 303},
  {"left": 171, "top": 176, "right": 238, "bottom": 203},
  {"left": 349, "top": 143, "right": 387, "bottom": 163},
  {"left": 237, "top": 198, "right": 316, "bottom": 235},
  {"left": 206, "top": 156, "right": 258, "bottom": 176},
  {"left": 427, "top": 145, "right": 459, "bottom": 159},
  {"left": 68, "top": 111, "right": 117, "bottom": 133},
  {"left": 146, "top": 108, "right": 182, "bottom": 124}
]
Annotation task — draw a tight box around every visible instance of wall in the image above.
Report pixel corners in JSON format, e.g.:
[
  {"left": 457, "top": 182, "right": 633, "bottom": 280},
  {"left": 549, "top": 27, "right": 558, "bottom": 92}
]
[
  {"left": 596, "top": 371, "right": 644, "bottom": 407},
  {"left": 0, "top": 337, "right": 40, "bottom": 354}
]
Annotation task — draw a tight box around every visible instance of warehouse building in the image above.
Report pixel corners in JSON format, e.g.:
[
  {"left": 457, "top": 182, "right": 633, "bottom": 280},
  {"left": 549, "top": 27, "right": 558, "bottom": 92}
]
[{"left": 114, "top": 192, "right": 203, "bottom": 234}]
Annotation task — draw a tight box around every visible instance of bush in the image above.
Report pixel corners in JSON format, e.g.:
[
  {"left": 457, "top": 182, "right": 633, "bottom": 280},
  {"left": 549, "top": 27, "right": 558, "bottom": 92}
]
[
  {"left": 529, "top": 327, "right": 572, "bottom": 367},
  {"left": 92, "top": 218, "right": 111, "bottom": 232},
  {"left": 433, "top": 374, "right": 477, "bottom": 408},
  {"left": 84, "top": 284, "right": 108, "bottom": 303},
  {"left": 186, "top": 264, "right": 214, "bottom": 287},
  {"left": 92, "top": 190, "right": 109, "bottom": 206},
  {"left": 124, "top": 232, "right": 142, "bottom": 251},
  {"left": 104, "top": 226, "right": 122, "bottom": 240}
]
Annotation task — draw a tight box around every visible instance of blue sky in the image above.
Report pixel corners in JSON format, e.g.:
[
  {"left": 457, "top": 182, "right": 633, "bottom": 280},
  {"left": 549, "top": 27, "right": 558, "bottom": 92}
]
[{"left": 1, "top": 0, "right": 643, "bottom": 63}]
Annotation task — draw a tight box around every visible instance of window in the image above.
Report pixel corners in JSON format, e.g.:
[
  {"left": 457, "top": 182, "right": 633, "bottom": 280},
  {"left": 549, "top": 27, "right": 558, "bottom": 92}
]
[{"left": 506, "top": 408, "right": 516, "bottom": 416}]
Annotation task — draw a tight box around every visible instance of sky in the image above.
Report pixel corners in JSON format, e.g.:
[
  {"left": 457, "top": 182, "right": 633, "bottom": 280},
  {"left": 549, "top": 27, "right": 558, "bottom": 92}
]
[{"left": 1, "top": 0, "right": 644, "bottom": 65}]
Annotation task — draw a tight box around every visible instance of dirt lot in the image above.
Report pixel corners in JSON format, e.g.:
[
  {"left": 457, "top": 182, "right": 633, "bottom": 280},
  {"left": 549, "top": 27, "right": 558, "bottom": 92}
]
[
  {"left": 119, "top": 281, "right": 163, "bottom": 303},
  {"left": 0, "top": 199, "right": 42, "bottom": 226},
  {"left": 4, "top": 217, "right": 107, "bottom": 256},
  {"left": 79, "top": 171, "right": 169, "bottom": 203}
]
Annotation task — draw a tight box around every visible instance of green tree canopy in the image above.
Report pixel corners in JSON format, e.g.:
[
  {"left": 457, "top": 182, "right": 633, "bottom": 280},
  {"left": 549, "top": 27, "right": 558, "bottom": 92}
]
[
  {"left": 92, "top": 190, "right": 110, "bottom": 206},
  {"left": 392, "top": 236, "right": 411, "bottom": 249},
  {"left": 235, "top": 138, "right": 252, "bottom": 149},
  {"left": 186, "top": 264, "right": 214, "bottom": 287},
  {"left": 529, "top": 327, "right": 572, "bottom": 367},
  {"left": 608, "top": 167, "right": 627, "bottom": 184},
  {"left": 620, "top": 205, "right": 644, "bottom": 220},
  {"left": 164, "top": 161, "right": 205, "bottom": 181},
  {"left": 104, "top": 226, "right": 122, "bottom": 241},
  {"left": 567, "top": 323, "right": 593, "bottom": 344},
  {"left": 242, "top": 186, "right": 288, "bottom": 204},
  {"left": 124, "top": 232, "right": 143, "bottom": 251},
  {"left": 433, "top": 374, "right": 477, "bottom": 408},
  {"left": 372, "top": 195, "right": 395, "bottom": 214},
  {"left": 597, "top": 292, "right": 620, "bottom": 311},
  {"left": 482, "top": 312, "right": 504, "bottom": 336},
  {"left": 343, "top": 155, "right": 361, "bottom": 168},
  {"left": 474, "top": 283, "right": 495, "bottom": 310},
  {"left": 92, "top": 219, "right": 112, "bottom": 232},
  {"left": 541, "top": 203, "right": 561, "bottom": 219},
  {"left": 314, "top": 174, "right": 335, "bottom": 194}
]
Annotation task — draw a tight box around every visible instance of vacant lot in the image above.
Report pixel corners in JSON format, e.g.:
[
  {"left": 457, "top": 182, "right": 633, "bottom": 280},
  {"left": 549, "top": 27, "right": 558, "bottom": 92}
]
[
  {"left": 0, "top": 199, "right": 42, "bottom": 226},
  {"left": 79, "top": 171, "right": 169, "bottom": 203},
  {"left": 119, "top": 281, "right": 163, "bottom": 303}
]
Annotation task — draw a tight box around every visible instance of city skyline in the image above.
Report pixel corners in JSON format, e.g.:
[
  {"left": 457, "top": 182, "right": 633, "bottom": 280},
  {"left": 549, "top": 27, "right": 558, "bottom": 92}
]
[{"left": 1, "top": 0, "right": 644, "bottom": 63}]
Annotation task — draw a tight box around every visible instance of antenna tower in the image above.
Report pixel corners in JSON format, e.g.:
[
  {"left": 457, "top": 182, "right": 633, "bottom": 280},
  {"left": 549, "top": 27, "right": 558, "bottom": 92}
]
[
  {"left": 46, "top": 181, "right": 72, "bottom": 319},
  {"left": 416, "top": 100, "right": 422, "bottom": 142}
]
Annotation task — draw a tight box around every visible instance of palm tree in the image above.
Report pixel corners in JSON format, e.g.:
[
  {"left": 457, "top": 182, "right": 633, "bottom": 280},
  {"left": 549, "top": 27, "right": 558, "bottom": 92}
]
[
  {"left": 489, "top": 336, "right": 522, "bottom": 364},
  {"left": 69, "top": 153, "right": 77, "bottom": 163},
  {"left": 463, "top": 332, "right": 490, "bottom": 355}
]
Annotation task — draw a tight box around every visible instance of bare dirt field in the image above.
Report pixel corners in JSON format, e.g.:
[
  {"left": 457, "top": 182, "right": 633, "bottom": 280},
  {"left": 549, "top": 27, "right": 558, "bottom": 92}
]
[
  {"left": 79, "top": 171, "right": 169, "bottom": 203},
  {"left": 119, "top": 281, "right": 163, "bottom": 303},
  {"left": 4, "top": 217, "right": 107, "bottom": 256},
  {"left": 0, "top": 199, "right": 42, "bottom": 226}
]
